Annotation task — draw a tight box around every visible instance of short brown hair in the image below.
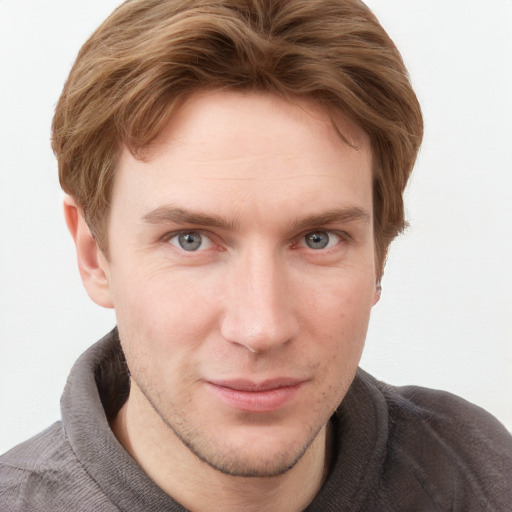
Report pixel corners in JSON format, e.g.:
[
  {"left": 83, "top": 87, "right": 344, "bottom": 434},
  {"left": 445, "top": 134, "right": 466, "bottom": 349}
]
[{"left": 52, "top": 0, "right": 423, "bottom": 279}]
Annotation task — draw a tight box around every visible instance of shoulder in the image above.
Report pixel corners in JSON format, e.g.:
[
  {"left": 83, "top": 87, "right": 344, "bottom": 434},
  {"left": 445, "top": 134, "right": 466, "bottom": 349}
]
[
  {"left": 0, "top": 422, "right": 117, "bottom": 512},
  {"left": 368, "top": 374, "right": 512, "bottom": 510},
  {"left": 385, "top": 382, "right": 512, "bottom": 458}
]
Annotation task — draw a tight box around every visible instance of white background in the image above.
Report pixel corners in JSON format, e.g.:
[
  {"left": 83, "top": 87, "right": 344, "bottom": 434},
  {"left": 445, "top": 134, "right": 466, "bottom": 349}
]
[{"left": 1, "top": 0, "right": 511, "bottom": 454}]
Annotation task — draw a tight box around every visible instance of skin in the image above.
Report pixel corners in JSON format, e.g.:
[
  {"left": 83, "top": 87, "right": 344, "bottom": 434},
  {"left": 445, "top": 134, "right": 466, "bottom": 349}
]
[{"left": 65, "top": 90, "right": 379, "bottom": 512}]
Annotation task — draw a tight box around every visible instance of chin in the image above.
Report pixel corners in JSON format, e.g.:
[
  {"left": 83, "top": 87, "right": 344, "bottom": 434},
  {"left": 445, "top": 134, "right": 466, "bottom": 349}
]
[
  {"left": 168, "top": 414, "right": 326, "bottom": 478},
  {"left": 186, "top": 436, "right": 314, "bottom": 478}
]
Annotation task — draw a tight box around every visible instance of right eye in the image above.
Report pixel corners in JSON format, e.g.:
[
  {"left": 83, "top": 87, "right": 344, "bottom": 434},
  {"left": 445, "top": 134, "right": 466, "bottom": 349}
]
[{"left": 168, "top": 231, "right": 213, "bottom": 252}]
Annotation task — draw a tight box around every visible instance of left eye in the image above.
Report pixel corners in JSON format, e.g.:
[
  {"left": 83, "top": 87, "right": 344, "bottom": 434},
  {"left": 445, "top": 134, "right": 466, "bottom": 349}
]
[
  {"left": 302, "top": 231, "right": 340, "bottom": 250},
  {"left": 168, "top": 231, "right": 213, "bottom": 251}
]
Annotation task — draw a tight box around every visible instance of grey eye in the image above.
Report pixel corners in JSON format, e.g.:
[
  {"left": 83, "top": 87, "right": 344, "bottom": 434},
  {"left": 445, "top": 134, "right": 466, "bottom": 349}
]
[
  {"left": 177, "top": 232, "right": 203, "bottom": 251},
  {"left": 168, "top": 231, "right": 214, "bottom": 252},
  {"left": 304, "top": 231, "right": 331, "bottom": 249}
]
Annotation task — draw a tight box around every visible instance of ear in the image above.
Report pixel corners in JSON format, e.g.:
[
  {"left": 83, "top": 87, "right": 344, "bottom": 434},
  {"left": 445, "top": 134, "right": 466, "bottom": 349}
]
[
  {"left": 372, "top": 284, "right": 382, "bottom": 306},
  {"left": 63, "top": 196, "right": 114, "bottom": 309}
]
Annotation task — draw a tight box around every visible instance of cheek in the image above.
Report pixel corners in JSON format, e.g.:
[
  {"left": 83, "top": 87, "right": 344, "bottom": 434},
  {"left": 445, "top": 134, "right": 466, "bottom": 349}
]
[
  {"left": 112, "top": 270, "right": 221, "bottom": 402},
  {"left": 300, "top": 271, "right": 374, "bottom": 374},
  {"left": 302, "top": 269, "right": 374, "bottom": 334},
  {"left": 110, "top": 264, "right": 220, "bottom": 357}
]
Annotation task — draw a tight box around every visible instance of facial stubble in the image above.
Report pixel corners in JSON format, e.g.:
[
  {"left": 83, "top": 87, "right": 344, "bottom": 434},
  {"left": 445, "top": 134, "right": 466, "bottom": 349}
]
[{"left": 132, "top": 374, "right": 331, "bottom": 478}]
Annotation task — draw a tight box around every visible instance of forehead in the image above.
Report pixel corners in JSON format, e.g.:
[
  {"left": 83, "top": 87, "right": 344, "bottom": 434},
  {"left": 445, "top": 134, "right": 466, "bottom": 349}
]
[
  {"left": 144, "top": 90, "right": 370, "bottom": 163},
  {"left": 112, "top": 90, "right": 373, "bottom": 223}
]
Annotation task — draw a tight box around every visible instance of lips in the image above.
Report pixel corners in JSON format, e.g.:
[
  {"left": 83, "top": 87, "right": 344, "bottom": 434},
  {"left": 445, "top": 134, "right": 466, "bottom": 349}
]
[{"left": 206, "top": 378, "right": 305, "bottom": 412}]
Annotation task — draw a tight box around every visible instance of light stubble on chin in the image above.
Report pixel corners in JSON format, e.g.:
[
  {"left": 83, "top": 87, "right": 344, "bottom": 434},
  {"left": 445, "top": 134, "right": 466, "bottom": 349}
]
[{"left": 134, "top": 375, "right": 326, "bottom": 478}]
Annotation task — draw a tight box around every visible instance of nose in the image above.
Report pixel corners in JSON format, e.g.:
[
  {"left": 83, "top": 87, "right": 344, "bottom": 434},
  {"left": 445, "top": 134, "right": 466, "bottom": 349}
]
[{"left": 220, "top": 248, "right": 299, "bottom": 354}]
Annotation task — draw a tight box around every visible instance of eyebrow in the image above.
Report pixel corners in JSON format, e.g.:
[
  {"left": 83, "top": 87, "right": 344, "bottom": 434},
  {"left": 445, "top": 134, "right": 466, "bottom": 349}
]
[
  {"left": 142, "top": 206, "right": 238, "bottom": 230},
  {"left": 142, "top": 205, "right": 370, "bottom": 231},
  {"left": 290, "top": 207, "right": 371, "bottom": 231}
]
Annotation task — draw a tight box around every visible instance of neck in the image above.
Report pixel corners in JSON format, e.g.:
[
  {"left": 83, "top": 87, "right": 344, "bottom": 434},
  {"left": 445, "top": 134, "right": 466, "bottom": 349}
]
[{"left": 111, "top": 383, "right": 329, "bottom": 512}]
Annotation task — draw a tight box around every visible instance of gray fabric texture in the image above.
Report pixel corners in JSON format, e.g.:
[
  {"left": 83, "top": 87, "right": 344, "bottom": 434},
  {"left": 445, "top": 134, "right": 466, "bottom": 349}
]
[{"left": 1, "top": 329, "right": 511, "bottom": 511}]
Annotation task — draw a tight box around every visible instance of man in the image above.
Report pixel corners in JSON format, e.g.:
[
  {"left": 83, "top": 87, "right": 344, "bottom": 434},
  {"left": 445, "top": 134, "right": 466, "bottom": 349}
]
[{"left": 1, "top": 0, "right": 511, "bottom": 510}]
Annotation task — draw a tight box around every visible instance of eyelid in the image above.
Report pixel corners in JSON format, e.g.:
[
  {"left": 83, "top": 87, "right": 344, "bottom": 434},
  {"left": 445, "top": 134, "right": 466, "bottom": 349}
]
[
  {"left": 294, "top": 229, "right": 349, "bottom": 250},
  {"left": 160, "top": 227, "right": 350, "bottom": 251},
  {"left": 163, "top": 229, "right": 215, "bottom": 251}
]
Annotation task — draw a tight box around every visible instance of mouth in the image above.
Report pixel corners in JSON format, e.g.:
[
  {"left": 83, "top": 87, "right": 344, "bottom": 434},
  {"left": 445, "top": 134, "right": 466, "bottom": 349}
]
[{"left": 205, "top": 378, "right": 305, "bottom": 413}]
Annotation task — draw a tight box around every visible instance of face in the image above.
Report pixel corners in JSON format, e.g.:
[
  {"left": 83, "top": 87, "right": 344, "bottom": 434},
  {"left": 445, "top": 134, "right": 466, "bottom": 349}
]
[{"left": 102, "top": 90, "right": 377, "bottom": 477}]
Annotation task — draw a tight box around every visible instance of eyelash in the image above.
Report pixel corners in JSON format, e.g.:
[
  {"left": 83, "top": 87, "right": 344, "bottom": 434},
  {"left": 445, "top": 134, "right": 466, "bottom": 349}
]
[
  {"left": 164, "top": 230, "right": 215, "bottom": 252},
  {"left": 295, "top": 231, "right": 346, "bottom": 251},
  {"left": 162, "top": 229, "right": 349, "bottom": 253}
]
